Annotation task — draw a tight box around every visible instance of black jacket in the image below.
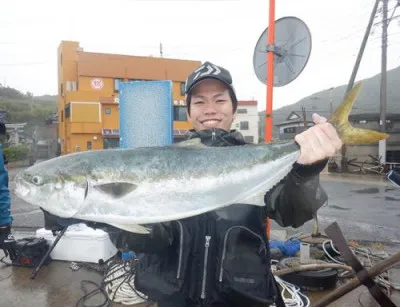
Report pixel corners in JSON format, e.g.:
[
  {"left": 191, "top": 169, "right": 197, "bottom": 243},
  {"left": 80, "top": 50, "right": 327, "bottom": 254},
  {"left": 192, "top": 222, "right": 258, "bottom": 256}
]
[{"left": 108, "top": 128, "right": 328, "bottom": 307}]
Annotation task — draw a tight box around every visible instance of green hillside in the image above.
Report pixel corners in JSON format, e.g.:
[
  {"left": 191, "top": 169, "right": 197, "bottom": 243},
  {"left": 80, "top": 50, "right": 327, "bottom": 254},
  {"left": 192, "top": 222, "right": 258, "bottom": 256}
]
[{"left": 0, "top": 84, "right": 57, "bottom": 138}]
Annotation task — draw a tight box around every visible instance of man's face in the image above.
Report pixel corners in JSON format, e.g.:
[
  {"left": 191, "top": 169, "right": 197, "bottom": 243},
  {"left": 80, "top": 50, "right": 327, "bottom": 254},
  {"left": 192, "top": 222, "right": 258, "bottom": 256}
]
[{"left": 187, "top": 79, "right": 235, "bottom": 132}]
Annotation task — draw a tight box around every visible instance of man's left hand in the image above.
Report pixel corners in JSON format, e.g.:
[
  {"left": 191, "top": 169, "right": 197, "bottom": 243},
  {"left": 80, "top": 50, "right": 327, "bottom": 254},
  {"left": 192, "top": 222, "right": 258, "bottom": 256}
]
[{"left": 294, "top": 113, "right": 343, "bottom": 165}]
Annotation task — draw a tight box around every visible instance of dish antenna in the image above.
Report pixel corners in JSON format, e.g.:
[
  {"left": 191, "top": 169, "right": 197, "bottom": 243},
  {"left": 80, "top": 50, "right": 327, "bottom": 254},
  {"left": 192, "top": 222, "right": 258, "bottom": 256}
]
[{"left": 253, "top": 16, "right": 312, "bottom": 87}]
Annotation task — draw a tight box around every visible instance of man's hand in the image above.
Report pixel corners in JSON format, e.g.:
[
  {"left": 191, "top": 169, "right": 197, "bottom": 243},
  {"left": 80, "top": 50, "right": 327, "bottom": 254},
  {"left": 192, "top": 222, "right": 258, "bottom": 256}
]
[
  {"left": 294, "top": 113, "right": 343, "bottom": 165},
  {"left": 0, "top": 225, "right": 17, "bottom": 260}
]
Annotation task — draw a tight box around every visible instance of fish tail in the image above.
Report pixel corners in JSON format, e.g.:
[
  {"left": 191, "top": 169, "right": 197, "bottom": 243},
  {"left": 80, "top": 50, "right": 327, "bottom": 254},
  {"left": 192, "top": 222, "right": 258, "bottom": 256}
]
[{"left": 329, "top": 82, "right": 389, "bottom": 145}]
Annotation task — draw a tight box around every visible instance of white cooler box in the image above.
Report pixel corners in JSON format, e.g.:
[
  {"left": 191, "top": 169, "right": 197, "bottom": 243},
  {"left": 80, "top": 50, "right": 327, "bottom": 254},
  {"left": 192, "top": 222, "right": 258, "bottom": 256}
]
[{"left": 36, "top": 223, "right": 118, "bottom": 263}]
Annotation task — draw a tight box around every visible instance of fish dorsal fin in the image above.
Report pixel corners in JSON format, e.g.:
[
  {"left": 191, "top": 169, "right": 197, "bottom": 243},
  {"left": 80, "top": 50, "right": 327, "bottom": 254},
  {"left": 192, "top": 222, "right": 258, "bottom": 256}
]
[
  {"left": 93, "top": 182, "right": 137, "bottom": 198},
  {"left": 171, "top": 138, "right": 206, "bottom": 148},
  {"left": 109, "top": 222, "right": 152, "bottom": 234}
]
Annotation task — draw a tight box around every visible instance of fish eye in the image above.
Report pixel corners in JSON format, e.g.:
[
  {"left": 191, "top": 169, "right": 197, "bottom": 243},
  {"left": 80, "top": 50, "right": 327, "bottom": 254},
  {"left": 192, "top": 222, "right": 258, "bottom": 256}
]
[{"left": 32, "top": 176, "right": 43, "bottom": 186}]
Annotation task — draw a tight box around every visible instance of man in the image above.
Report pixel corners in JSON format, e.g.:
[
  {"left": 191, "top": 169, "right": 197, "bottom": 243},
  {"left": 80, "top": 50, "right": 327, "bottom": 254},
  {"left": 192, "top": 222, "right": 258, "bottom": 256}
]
[
  {"left": 0, "top": 123, "right": 17, "bottom": 260},
  {"left": 108, "top": 62, "right": 342, "bottom": 307}
]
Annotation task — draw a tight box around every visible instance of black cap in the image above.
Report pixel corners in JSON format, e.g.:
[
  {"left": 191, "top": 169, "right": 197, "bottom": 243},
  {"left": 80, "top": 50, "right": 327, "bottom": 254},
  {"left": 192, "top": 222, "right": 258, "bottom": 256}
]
[
  {"left": 185, "top": 61, "right": 234, "bottom": 94},
  {"left": 185, "top": 61, "right": 238, "bottom": 113}
]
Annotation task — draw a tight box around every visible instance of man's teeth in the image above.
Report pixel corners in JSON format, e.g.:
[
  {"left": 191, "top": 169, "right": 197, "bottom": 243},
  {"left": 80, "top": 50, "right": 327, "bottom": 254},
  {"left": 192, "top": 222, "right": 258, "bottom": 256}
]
[{"left": 203, "top": 120, "right": 220, "bottom": 126}]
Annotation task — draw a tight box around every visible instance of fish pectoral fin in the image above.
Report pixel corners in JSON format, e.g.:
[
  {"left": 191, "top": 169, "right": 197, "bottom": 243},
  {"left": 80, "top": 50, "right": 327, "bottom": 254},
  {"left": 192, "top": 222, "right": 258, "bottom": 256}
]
[
  {"left": 109, "top": 222, "right": 152, "bottom": 234},
  {"left": 236, "top": 192, "right": 266, "bottom": 206},
  {"left": 93, "top": 182, "right": 137, "bottom": 198}
]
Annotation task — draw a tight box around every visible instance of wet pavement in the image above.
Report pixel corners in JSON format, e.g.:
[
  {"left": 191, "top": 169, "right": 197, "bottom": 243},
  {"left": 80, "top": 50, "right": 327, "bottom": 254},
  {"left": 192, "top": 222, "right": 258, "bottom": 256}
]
[
  {"left": 272, "top": 172, "right": 400, "bottom": 246},
  {"left": 0, "top": 230, "right": 152, "bottom": 307},
  {"left": 0, "top": 255, "right": 105, "bottom": 307}
]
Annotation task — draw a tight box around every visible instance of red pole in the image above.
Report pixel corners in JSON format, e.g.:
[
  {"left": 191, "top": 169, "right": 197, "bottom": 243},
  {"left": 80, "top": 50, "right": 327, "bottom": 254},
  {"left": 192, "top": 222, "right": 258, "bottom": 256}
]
[
  {"left": 265, "top": 0, "right": 275, "bottom": 143},
  {"left": 265, "top": 0, "right": 275, "bottom": 238}
]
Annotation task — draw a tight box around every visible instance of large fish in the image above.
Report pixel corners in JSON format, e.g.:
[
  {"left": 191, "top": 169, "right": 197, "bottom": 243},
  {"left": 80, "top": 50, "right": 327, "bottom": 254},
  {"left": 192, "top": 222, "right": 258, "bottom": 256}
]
[{"left": 14, "top": 83, "right": 388, "bottom": 233}]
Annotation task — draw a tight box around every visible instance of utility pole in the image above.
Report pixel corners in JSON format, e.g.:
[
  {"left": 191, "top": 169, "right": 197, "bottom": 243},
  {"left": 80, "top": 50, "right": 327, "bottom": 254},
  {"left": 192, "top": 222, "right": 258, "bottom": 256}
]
[
  {"left": 329, "top": 87, "right": 334, "bottom": 117},
  {"left": 341, "top": 0, "right": 380, "bottom": 172},
  {"left": 160, "top": 43, "right": 163, "bottom": 58},
  {"left": 379, "top": 0, "right": 389, "bottom": 164}
]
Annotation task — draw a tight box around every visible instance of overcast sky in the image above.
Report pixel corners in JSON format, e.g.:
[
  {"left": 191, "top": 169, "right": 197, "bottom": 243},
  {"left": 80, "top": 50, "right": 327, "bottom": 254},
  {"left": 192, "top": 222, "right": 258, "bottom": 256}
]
[{"left": 1, "top": 0, "right": 400, "bottom": 111}]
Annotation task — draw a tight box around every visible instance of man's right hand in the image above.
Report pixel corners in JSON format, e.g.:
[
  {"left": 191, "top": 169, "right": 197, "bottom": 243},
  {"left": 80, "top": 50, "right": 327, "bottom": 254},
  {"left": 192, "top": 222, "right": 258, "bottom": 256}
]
[{"left": 0, "top": 225, "right": 17, "bottom": 260}]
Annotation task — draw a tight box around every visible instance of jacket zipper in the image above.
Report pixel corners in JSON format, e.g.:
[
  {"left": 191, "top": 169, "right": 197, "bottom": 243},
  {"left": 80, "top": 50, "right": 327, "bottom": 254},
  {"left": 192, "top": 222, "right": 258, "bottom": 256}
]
[
  {"left": 200, "top": 235, "right": 211, "bottom": 299},
  {"left": 176, "top": 221, "right": 184, "bottom": 279},
  {"left": 218, "top": 226, "right": 265, "bottom": 282},
  {"left": 212, "top": 130, "right": 216, "bottom": 141}
]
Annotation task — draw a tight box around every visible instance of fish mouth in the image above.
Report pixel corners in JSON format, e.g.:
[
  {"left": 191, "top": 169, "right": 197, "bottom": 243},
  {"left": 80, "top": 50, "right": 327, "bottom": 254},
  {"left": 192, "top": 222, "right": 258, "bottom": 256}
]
[{"left": 14, "top": 173, "right": 32, "bottom": 200}]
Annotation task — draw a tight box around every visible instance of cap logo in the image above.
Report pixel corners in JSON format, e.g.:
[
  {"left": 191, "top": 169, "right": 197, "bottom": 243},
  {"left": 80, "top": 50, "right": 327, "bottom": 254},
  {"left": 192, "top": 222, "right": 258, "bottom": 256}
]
[{"left": 192, "top": 64, "right": 221, "bottom": 81}]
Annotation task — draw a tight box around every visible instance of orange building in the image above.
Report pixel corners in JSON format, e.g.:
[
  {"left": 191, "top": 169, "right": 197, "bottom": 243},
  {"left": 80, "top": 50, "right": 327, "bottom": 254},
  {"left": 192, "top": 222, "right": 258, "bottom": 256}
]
[{"left": 57, "top": 41, "right": 201, "bottom": 155}]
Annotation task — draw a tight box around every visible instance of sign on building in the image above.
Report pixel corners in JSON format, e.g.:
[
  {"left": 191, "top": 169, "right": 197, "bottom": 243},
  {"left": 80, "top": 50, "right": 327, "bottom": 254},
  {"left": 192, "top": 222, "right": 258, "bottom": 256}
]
[
  {"left": 91, "top": 78, "right": 104, "bottom": 90},
  {"left": 101, "top": 129, "right": 120, "bottom": 136}
]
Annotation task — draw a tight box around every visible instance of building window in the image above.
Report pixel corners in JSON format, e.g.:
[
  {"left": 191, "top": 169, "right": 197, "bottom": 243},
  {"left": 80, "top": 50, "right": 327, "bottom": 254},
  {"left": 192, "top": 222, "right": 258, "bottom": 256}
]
[
  {"left": 244, "top": 136, "right": 254, "bottom": 143},
  {"left": 87, "top": 141, "right": 92, "bottom": 150},
  {"left": 283, "top": 127, "right": 296, "bottom": 133},
  {"left": 240, "top": 121, "right": 249, "bottom": 130},
  {"left": 174, "top": 107, "right": 187, "bottom": 121},
  {"left": 237, "top": 109, "right": 247, "bottom": 114},
  {"left": 180, "top": 82, "right": 186, "bottom": 96},
  {"left": 104, "top": 138, "right": 120, "bottom": 149},
  {"left": 359, "top": 120, "right": 367, "bottom": 124},
  {"left": 114, "top": 78, "right": 122, "bottom": 92},
  {"left": 65, "top": 104, "right": 71, "bottom": 118},
  {"left": 105, "top": 108, "right": 111, "bottom": 115}
]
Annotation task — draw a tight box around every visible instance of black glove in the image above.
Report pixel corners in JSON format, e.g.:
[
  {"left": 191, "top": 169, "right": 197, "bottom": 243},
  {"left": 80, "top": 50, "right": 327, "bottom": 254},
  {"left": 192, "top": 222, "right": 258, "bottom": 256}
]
[{"left": 0, "top": 225, "right": 17, "bottom": 260}]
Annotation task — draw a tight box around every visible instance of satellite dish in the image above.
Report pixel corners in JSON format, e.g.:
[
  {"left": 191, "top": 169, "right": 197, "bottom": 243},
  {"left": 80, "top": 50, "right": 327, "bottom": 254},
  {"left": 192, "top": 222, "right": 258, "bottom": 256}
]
[{"left": 253, "top": 16, "right": 312, "bottom": 87}]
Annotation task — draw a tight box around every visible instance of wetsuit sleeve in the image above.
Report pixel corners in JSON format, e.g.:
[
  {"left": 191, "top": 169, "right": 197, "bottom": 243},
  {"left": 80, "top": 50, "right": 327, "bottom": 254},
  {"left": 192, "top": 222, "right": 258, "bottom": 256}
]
[
  {"left": 0, "top": 144, "right": 12, "bottom": 227},
  {"left": 106, "top": 222, "right": 176, "bottom": 253},
  {"left": 264, "top": 159, "right": 328, "bottom": 228}
]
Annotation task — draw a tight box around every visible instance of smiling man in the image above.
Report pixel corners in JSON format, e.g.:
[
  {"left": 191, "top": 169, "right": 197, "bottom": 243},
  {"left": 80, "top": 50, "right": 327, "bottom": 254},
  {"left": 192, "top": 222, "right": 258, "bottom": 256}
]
[
  {"left": 109, "top": 61, "right": 342, "bottom": 307},
  {"left": 186, "top": 80, "right": 235, "bottom": 131}
]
